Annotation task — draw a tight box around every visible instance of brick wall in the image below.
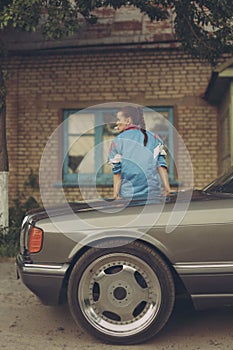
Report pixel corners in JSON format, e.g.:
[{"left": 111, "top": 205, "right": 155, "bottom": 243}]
[{"left": 5, "top": 49, "right": 217, "bottom": 205}]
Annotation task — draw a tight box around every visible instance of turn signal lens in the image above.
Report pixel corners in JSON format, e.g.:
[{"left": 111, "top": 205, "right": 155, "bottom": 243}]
[{"left": 28, "top": 227, "right": 43, "bottom": 253}]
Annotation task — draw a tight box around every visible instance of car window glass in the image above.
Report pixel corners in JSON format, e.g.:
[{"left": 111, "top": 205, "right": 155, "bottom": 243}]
[{"left": 210, "top": 176, "right": 233, "bottom": 194}]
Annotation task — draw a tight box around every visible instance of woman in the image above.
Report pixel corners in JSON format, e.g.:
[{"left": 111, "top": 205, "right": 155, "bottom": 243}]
[{"left": 108, "top": 106, "right": 170, "bottom": 200}]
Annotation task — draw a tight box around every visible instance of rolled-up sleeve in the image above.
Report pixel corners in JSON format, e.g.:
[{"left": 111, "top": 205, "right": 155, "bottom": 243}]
[
  {"left": 154, "top": 140, "right": 168, "bottom": 168},
  {"left": 158, "top": 154, "right": 167, "bottom": 168},
  {"left": 108, "top": 140, "right": 122, "bottom": 174},
  {"left": 112, "top": 161, "right": 121, "bottom": 174}
]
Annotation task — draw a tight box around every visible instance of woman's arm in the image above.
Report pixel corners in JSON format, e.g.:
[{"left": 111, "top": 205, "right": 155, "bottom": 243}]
[
  {"left": 158, "top": 166, "right": 170, "bottom": 196},
  {"left": 113, "top": 173, "right": 122, "bottom": 199}
]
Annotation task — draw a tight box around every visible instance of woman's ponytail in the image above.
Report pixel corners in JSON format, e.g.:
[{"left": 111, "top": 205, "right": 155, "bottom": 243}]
[
  {"left": 136, "top": 107, "right": 148, "bottom": 146},
  {"left": 120, "top": 106, "right": 148, "bottom": 146}
]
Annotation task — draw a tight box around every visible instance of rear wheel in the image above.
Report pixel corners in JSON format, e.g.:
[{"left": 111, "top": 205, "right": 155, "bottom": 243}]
[{"left": 68, "top": 240, "right": 175, "bottom": 344}]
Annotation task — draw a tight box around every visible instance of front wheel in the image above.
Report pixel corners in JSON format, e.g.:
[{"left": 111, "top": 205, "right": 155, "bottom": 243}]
[{"left": 67, "top": 240, "right": 175, "bottom": 344}]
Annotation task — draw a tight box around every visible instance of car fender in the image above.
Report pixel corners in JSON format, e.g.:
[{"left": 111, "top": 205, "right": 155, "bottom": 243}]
[{"left": 67, "top": 228, "right": 176, "bottom": 264}]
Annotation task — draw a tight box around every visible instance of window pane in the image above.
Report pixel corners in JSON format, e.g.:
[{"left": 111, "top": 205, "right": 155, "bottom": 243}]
[
  {"left": 68, "top": 113, "right": 95, "bottom": 135},
  {"left": 144, "top": 110, "right": 169, "bottom": 134},
  {"left": 68, "top": 135, "right": 94, "bottom": 173},
  {"left": 102, "top": 136, "right": 114, "bottom": 174}
]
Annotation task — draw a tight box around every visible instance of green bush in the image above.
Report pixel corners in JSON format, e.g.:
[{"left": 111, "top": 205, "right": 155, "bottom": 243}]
[
  {"left": 0, "top": 195, "right": 40, "bottom": 257},
  {"left": 0, "top": 224, "right": 19, "bottom": 257},
  {"left": 0, "top": 169, "right": 40, "bottom": 257}
]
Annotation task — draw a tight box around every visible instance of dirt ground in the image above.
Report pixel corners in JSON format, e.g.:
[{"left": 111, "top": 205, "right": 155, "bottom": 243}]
[{"left": 0, "top": 258, "right": 232, "bottom": 350}]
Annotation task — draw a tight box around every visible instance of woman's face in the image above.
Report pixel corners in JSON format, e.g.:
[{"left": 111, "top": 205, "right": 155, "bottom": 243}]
[{"left": 116, "top": 111, "right": 130, "bottom": 132}]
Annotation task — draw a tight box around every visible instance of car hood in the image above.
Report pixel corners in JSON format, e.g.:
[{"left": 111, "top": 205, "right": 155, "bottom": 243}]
[{"left": 25, "top": 189, "right": 220, "bottom": 224}]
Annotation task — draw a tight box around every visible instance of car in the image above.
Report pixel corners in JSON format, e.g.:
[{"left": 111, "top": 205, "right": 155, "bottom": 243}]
[{"left": 16, "top": 167, "right": 233, "bottom": 345}]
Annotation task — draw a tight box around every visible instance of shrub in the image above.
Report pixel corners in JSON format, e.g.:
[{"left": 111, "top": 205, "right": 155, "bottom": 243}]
[
  {"left": 0, "top": 196, "right": 40, "bottom": 257},
  {"left": 0, "top": 169, "right": 40, "bottom": 257},
  {"left": 0, "top": 224, "right": 19, "bottom": 257}
]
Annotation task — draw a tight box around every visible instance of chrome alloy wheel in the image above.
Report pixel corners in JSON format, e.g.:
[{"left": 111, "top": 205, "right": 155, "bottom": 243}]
[{"left": 78, "top": 253, "right": 162, "bottom": 337}]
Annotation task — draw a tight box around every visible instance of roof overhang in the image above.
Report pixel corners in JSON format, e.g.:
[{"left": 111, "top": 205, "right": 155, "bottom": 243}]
[{"left": 205, "top": 57, "right": 233, "bottom": 105}]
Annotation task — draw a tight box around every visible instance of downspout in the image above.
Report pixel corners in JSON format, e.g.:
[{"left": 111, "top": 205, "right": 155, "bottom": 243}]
[{"left": 0, "top": 66, "right": 9, "bottom": 229}]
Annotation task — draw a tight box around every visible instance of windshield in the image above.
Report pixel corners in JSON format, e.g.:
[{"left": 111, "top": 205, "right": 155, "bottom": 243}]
[{"left": 203, "top": 168, "right": 233, "bottom": 195}]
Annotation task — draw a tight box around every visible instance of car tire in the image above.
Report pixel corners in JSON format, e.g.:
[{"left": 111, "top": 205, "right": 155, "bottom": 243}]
[{"left": 67, "top": 239, "right": 175, "bottom": 344}]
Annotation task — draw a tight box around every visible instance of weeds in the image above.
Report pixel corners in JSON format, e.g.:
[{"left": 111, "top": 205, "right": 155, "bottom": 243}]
[
  {"left": 0, "top": 225, "right": 19, "bottom": 257},
  {"left": 0, "top": 169, "right": 40, "bottom": 257}
]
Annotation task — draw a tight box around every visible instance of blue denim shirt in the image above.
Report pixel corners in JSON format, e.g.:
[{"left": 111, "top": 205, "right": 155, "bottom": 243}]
[{"left": 108, "top": 126, "right": 167, "bottom": 200}]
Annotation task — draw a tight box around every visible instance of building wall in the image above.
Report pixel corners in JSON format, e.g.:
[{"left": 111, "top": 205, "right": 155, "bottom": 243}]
[{"left": 5, "top": 49, "right": 217, "bottom": 205}]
